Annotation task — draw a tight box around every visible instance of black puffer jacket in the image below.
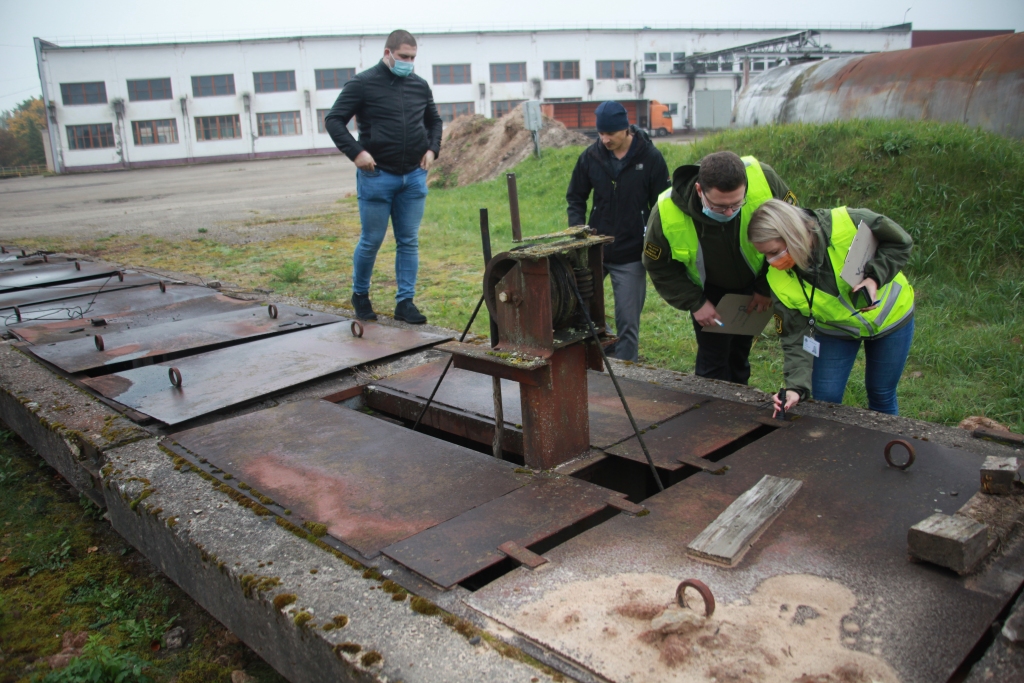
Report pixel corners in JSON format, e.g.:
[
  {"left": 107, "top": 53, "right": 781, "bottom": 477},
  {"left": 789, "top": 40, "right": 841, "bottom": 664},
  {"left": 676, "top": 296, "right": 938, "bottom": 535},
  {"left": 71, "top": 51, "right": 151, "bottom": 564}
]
[
  {"left": 566, "top": 127, "right": 670, "bottom": 264},
  {"left": 324, "top": 61, "right": 443, "bottom": 176}
]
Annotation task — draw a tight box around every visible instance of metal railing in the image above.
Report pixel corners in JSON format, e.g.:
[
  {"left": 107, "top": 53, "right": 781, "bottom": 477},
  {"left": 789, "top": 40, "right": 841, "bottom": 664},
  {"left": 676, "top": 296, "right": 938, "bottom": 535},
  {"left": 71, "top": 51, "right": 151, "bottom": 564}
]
[{"left": 0, "top": 164, "right": 47, "bottom": 178}]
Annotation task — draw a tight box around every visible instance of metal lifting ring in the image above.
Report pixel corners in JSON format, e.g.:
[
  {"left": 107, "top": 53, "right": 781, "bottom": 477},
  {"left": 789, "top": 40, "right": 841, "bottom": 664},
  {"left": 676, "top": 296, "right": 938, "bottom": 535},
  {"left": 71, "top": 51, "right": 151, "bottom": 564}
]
[
  {"left": 676, "top": 579, "right": 716, "bottom": 618},
  {"left": 159, "top": 281, "right": 166, "bottom": 293},
  {"left": 350, "top": 321, "right": 364, "bottom": 338},
  {"left": 94, "top": 335, "right": 104, "bottom": 351},
  {"left": 884, "top": 439, "right": 916, "bottom": 470},
  {"left": 168, "top": 367, "right": 183, "bottom": 388},
  {"left": 268, "top": 304, "right": 278, "bottom": 319},
  {"left": 13, "top": 307, "right": 22, "bottom": 323}
]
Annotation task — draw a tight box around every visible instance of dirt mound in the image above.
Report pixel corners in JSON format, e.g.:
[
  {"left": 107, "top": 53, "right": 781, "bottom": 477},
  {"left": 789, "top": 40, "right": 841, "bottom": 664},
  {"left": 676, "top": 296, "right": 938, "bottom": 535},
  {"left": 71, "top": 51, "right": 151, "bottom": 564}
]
[
  {"left": 958, "top": 416, "right": 1012, "bottom": 433},
  {"left": 429, "top": 104, "right": 591, "bottom": 188}
]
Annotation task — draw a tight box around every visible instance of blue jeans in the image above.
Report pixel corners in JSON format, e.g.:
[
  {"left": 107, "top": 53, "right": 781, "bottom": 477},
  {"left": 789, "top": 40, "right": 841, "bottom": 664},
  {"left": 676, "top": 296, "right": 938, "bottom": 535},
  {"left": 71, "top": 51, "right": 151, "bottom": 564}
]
[
  {"left": 354, "top": 166, "right": 428, "bottom": 302},
  {"left": 812, "top": 318, "right": 915, "bottom": 415}
]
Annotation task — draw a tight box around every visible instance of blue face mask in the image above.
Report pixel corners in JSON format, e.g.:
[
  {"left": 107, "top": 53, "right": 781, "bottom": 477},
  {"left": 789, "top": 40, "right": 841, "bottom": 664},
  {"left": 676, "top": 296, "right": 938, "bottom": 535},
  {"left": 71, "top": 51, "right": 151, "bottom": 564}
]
[
  {"left": 702, "top": 206, "right": 734, "bottom": 223},
  {"left": 699, "top": 191, "right": 738, "bottom": 223},
  {"left": 387, "top": 54, "right": 414, "bottom": 77}
]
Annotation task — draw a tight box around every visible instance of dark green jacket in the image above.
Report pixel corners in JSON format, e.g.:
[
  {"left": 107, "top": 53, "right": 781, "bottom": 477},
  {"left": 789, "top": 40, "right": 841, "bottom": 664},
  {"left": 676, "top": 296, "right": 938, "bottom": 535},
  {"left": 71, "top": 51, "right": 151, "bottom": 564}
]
[
  {"left": 776, "top": 207, "right": 914, "bottom": 399},
  {"left": 642, "top": 161, "right": 794, "bottom": 312}
]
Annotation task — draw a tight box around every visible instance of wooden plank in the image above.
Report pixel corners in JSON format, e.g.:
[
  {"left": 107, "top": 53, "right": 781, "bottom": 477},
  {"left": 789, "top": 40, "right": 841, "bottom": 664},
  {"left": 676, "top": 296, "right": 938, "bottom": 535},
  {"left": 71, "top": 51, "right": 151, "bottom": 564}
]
[
  {"left": 686, "top": 474, "right": 802, "bottom": 567},
  {"left": 973, "top": 427, "right": 1024, "bottom": 446}
]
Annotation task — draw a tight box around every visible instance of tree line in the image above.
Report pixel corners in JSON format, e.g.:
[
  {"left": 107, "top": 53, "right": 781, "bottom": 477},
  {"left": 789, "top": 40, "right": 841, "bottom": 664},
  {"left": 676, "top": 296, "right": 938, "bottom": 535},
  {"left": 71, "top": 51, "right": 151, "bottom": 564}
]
[{"left": 0, "top": 97, "right": 47, "bottom": 168}]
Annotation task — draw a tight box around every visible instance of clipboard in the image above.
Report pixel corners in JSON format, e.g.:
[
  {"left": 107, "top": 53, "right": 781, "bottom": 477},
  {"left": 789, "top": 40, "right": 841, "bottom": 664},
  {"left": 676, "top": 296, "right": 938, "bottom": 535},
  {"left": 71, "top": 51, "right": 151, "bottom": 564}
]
[
  {"left": 704, "top": 294, "right": 774, "bottom": 336},
  {"left": 840, "top": 220, "right": 878, "bottom": 288}
]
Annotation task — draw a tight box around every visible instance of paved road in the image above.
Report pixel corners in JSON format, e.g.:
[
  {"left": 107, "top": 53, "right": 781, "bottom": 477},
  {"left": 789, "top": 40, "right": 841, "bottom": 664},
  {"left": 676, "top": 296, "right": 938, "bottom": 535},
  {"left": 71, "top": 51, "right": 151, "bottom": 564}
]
[{"left": 0, "top": 155, "right": 357, "bottom": 242}]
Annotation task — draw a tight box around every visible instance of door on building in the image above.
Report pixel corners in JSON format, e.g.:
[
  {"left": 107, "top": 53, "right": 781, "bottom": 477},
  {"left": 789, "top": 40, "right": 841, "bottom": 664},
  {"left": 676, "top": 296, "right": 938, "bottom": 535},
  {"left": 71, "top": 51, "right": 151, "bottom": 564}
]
[{"left": 694, "top": 90, "right": 733, "bottom": 129}]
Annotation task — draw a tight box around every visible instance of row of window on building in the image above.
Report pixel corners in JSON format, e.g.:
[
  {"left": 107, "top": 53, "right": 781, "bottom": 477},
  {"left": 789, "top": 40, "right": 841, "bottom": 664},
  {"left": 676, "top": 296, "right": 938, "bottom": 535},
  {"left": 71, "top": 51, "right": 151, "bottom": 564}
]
[
  {"left": 700, "top": 59, "right": 782, "bottom": 72},
  {"left": 64, "top": 99, "right": 529, "bottom": 150},
  {"left": 442, "top": 60, "right": 632, "bottom": 82},
  {"left": 67, "top": 110, "right": 314, "bottom": 149},
  {"left": 58, "top": 59, "right": 645, "bottom": 108},
  {"left": 639, "top": 52, "right": 780, "bottom": 73},
  {"left": 60, "top": 71, "right": 353, "bottom": 105}
]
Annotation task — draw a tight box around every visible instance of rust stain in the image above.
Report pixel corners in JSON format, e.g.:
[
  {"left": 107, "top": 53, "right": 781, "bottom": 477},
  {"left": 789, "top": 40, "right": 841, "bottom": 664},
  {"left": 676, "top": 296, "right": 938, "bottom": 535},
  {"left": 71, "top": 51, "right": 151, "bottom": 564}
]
[{"left": 241, "top": 454, "right": 430, "bottom": 552}]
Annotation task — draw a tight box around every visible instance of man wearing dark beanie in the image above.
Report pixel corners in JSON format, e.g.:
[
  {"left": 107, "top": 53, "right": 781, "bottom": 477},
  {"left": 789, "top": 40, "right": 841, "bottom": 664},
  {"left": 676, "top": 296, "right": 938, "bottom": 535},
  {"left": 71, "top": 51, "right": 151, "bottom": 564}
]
[{"left": 566, "top": 101, "right": 670, "bottom": 361}]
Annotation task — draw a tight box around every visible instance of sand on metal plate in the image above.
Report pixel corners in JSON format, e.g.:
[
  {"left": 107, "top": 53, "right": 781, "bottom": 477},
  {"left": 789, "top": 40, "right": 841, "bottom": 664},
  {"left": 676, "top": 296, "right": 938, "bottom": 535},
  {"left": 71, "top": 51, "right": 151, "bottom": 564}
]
[{"left": 504, "top": 572, "right": 900, "bottom": 683}]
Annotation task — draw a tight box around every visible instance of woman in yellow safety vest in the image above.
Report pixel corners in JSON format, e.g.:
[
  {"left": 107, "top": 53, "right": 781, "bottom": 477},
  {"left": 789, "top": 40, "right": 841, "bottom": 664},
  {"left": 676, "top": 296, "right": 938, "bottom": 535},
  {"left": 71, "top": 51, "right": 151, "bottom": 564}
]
[{"left": 747, "top": 199, "right": 915, "bottom": 416}]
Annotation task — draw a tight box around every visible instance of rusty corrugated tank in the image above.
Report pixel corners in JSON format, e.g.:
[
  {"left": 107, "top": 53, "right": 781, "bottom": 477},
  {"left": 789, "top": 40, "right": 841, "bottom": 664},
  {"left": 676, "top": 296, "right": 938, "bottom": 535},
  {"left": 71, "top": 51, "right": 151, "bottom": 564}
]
[{"left": 734, "top": 33, "right": 1024, "bottom": 138}]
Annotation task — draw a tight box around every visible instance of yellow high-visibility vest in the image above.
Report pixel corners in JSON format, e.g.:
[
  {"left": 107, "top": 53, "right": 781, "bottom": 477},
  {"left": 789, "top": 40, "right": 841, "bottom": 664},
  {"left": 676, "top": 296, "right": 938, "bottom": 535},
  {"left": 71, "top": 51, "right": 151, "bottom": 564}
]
[
  {"left": 657, "top": 156, "right": 773, "bottom": 287},
  {"left": 767, "top": 207, "right": 915, "bottom": 339}
]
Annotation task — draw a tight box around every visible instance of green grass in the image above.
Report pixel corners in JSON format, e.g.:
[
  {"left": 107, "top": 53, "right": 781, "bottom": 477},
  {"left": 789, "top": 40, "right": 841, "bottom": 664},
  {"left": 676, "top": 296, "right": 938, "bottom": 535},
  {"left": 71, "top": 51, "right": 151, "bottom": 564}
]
[
  {"left": 0, "top": 430, "right": 286, "bottom": 683},
  {"left": 423, "top": 121, "right": 1024, "bottom": 431},
  {"left": 15, "top": 120, "right": 1023, "bottom": 431}
]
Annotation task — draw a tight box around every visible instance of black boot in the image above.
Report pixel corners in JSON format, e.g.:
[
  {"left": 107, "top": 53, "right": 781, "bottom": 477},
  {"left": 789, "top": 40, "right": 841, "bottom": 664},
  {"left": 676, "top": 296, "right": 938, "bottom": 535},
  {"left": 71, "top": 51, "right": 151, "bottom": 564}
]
[
  {"left": 394, "top": 298, "right": 427, "bottom": 325},
  {"left": 350, "top": 292, "right": 377, "bottom": 321}
]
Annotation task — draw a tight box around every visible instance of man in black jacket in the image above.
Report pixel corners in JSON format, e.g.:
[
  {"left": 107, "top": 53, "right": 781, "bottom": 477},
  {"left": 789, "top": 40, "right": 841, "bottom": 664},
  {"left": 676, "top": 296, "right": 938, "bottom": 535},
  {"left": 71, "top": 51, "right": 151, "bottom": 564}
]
[
  {"left": 566, "top": 101, "right": 670, "bottom": 361},
  {"left": 325, "top": 29, "right": 443, "bottom": 324}
]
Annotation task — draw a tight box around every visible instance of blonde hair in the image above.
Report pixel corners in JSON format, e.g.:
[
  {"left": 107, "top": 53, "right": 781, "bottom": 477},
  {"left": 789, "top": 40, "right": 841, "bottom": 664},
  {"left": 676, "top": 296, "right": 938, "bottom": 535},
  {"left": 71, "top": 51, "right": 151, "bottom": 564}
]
[{"left": 748, "top": 199, "right": 816, "bottom": 270}]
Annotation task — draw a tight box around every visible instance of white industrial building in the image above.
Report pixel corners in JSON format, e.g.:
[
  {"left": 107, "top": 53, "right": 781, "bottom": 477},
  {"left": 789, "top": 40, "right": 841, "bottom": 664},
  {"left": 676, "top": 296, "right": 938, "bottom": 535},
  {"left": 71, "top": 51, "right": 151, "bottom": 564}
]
[{"left": 33, "top": 26, "right": 911, "bottom": 173}]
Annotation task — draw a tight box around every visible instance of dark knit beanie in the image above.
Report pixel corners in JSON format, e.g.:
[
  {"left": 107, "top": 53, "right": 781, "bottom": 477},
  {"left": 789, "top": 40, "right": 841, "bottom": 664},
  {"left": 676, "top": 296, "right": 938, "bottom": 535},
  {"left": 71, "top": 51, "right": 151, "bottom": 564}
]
[{"left": 595, "top": 101, "right": 629, "bottom": 133}]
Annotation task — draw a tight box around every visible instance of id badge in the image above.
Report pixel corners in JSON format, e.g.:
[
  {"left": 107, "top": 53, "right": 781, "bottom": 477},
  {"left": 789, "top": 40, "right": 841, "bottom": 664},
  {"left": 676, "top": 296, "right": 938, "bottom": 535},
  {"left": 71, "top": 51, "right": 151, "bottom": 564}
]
[{"left": 803, "top": 335, "right": 820, "bottom": 358}]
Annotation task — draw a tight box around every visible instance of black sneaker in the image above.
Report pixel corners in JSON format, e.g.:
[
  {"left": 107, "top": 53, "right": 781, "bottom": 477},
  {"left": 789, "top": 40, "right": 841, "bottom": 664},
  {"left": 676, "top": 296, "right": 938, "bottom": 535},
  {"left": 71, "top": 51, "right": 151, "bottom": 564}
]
[
  {"left": 350, "top": 292, "right": 377, "bottom": 321},
  {"left": 394, "top": 298, "right": 427, "bottom": 325}
]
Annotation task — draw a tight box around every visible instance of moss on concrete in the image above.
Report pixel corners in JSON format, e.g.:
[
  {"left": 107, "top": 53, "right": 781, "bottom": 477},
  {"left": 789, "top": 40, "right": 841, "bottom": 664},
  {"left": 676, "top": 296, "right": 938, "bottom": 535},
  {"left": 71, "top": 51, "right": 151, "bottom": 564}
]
[
  {"left": 410, "top": 596, "right": 441, "bottom": 616},
  {"left": 360, "top": 650, "right": 382, "bottom": 667},
  {"left": 272, "top": 593, "right": 297, "bottom": 610},
  {"left": 303, "top": 521, "right": 328, "bottom": 537}
]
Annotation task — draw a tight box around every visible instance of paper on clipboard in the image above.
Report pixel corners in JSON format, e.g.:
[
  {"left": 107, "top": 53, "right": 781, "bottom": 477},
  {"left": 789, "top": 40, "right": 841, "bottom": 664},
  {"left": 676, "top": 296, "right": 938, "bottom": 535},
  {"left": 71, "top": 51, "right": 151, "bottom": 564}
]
[
  {"left": 704, "top": 294, "right": 775, "bottom": 336},
  {"left": 840, "top": 220, "right": 878, "bottom": 288}
]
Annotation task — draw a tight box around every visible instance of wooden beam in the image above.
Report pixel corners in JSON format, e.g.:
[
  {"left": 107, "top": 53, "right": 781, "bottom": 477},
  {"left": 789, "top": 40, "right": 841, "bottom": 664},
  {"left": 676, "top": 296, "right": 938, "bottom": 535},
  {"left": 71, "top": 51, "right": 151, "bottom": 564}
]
[
  {"left": 908, "top": 513, "right": 992, "bottom": 574},
  {"left": 687, "top": 474, "right": 802, "bottom": 567},
  {"left": 981, "top": 456, "right": 1019, "bottom": 495}
]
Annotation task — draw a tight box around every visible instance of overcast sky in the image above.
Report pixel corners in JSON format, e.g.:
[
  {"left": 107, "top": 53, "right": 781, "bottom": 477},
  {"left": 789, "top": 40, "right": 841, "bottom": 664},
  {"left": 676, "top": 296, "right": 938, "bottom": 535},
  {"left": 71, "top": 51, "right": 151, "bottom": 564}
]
[{"left": 1, "top": 0, "right": 1021, "bottom": 113}]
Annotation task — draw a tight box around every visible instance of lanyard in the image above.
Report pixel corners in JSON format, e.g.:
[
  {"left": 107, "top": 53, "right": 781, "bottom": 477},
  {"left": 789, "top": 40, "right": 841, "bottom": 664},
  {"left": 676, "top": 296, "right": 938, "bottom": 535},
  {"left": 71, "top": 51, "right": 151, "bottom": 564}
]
[{"left": 795, "top": 273, "right": 817, "bottom": 334}]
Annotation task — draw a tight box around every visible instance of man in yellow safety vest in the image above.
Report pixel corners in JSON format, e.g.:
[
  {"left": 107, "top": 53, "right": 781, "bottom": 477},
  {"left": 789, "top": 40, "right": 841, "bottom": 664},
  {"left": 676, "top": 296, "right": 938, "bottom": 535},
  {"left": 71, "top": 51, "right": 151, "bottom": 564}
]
[{"left": 642, "top": 151, "right": 796, "bottom": 384}]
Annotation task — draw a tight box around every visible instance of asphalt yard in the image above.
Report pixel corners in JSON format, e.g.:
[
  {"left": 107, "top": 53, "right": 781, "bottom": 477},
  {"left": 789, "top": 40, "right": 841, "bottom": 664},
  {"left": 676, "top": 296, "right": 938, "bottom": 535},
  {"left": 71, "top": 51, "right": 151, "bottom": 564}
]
[{"left": 0, "top": 154, "right": 357, "bottom": 243}]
